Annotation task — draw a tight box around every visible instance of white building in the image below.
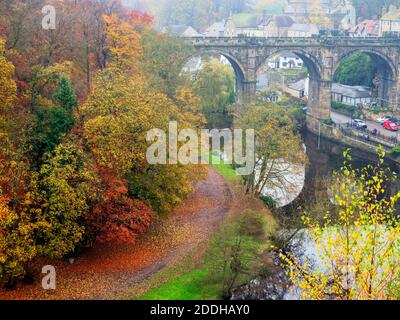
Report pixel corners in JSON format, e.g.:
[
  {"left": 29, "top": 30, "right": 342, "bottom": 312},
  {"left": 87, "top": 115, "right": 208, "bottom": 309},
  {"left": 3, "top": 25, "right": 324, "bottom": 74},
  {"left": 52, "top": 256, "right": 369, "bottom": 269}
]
[
  {"left": 268, "top": 52, "right": 304, "bottom": 69},
  {"left": 203, "top": 14, "right": 295, "bottom": 38},
  {"left": 332, "top": 83, "right": 372, "bottom": 106},
  {"left": 379, "top": 5, "right": 400, "bottom": 36},
  {"left": 285, "top": 77, "right": 310, "bottom": 99},
  {"left": 204, "top": 21, "right": 226, "bottom": 37}
]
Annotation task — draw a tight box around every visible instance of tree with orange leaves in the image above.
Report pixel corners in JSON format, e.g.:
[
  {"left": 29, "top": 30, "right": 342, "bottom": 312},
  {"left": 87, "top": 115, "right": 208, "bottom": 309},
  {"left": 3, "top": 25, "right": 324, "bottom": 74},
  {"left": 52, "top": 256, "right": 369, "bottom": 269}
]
[{"left": 85, "top": 167, "right": 152, "bottom": 245}]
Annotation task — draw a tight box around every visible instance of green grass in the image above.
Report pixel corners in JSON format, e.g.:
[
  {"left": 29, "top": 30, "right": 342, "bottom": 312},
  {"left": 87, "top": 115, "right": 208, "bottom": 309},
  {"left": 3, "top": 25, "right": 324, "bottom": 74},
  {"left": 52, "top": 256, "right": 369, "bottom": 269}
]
[
  {"left": 136, "top": 268, "right": 221, "bottom": 300},
  {"left": 208, "top": 154, "right": 241, "bottom": 182}
]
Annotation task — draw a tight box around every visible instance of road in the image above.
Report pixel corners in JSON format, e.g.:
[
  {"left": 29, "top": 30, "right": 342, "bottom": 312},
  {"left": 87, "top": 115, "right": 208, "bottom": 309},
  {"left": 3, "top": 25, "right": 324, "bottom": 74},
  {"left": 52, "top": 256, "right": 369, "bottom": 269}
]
[{"left": 331, "top": 111, "right": 398, "bottom": 140}]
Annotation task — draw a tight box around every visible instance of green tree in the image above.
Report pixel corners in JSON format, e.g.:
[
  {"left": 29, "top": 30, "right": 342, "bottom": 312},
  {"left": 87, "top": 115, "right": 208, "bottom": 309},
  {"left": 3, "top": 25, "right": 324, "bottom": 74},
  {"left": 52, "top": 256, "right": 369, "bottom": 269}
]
[
  {"left": 53, "top": 75, "right": 78, "bottom": 112},
  {"left": 235, "top": 102, "right": 306, "bottom": 197},
  {"left": 193, "top": 59, "right": 235, "bottom": 129},
  {"left": 141, "top": 31, "right": 194, "bottom": 98},
  {"left": 204, "top": 209, "right": 267, "bottom": 299},
  {"left": 30, "top": 75, "right": 77, "bottom": 165},
  {"left": 334, "top": 53, "right": 377, "bottom": 87}
]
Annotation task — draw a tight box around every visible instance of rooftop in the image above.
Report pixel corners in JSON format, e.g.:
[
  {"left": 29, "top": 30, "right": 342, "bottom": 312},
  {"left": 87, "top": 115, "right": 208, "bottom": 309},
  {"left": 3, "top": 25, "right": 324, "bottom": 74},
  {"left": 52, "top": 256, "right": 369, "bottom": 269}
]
[
  {"left": 289, "top": 78, "right": 306, "bottom": 91},
  {"left": 382, "top": 11, "right": 400, "bottom": 21},
  {"left": 351, "top": 20, "right": 380, "bottom": 35},
  {"left": 332, "top": 83, "right": 371, "bottom": 98}
]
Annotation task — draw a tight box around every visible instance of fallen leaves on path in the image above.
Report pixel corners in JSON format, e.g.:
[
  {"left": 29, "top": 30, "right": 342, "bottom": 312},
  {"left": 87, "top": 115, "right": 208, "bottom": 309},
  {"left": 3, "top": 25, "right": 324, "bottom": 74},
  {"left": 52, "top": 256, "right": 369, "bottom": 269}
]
[{"left": 0, "top": 170, "right": 232, "bottom": 300}]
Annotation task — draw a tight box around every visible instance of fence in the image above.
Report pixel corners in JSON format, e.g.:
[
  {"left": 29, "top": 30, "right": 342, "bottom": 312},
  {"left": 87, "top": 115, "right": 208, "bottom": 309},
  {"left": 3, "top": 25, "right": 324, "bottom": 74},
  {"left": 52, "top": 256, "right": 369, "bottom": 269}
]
[{"left": 336, "top": 123, "right": 397, "bottom": 149}]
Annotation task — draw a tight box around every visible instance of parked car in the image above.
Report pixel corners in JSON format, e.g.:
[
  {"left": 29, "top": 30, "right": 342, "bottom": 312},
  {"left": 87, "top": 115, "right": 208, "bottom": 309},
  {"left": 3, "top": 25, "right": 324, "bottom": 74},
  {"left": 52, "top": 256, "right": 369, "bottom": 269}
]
[
  {"left": 377, "top": 116, "right": 391, "bottom": 124},
  {"left": 388, "top": 117, "right": 400, "bottom": 125},
  {"left": 351, "top": 119, "right": 367, "bottom": 130},
  {"left": 383, "top": 121, "right": 399, "bottom": 131}
]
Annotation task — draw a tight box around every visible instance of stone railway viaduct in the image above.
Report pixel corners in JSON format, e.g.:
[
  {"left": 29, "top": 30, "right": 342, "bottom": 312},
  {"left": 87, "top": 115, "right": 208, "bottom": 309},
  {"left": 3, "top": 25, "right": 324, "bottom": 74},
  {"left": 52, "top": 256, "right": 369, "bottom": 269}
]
[{"left": 186, "top": 36, "right": 400, "bottom": 131}]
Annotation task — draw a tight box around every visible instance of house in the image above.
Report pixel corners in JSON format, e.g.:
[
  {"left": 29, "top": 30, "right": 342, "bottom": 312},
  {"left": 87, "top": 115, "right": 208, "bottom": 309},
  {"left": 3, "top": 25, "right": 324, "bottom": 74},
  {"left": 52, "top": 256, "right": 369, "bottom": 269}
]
[
  {"left": 349, "top": 20, "right": 380, "bottom": 37},
  {"left": 182, "top": 26, "right": 201, "bottom": 37},
  {"left": 332, "top": 83, "right": 372, "bottom": 106},
  {"left": 268, "top": 52, "right": 304, "bottom": 69},
  {"left": 203, "top": 14, "right": 295, "bottom": 38},
  {"left": 288, "top": 23, "right": 319, "bottom": 37},
  {"left": 163, "top": 25, "right": 200, "bottom": 37},
  {"left": 284, "top": 0, "right": 356, "bottom": 30},
  {"left": 379, "top": 6, "right": 400, "bottom": 36},
  {"left": 285, "top": 77, "right": 310, "bottom": 99},
  {"left": 204, "top": 21, "right": 226, "bottom": 37},
  {"left": 330, "top": 3, "right": 357, "bottom": 31}
]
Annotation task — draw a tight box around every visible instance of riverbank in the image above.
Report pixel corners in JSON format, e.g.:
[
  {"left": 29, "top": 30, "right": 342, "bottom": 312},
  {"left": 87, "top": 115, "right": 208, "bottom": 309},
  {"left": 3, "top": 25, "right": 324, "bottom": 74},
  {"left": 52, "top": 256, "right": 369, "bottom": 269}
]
[{"left": 130, "top": 160, "right": 277, "bottom": 300}]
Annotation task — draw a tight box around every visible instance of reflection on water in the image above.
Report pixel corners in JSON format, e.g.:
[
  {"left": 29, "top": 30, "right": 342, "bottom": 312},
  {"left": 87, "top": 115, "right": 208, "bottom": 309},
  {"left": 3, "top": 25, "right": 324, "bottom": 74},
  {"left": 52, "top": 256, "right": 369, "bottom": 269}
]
[
  {"left": 282, "top": 131, "right": 400, "bottom": 299},
  {"left": 282, "top": 131, "right": 400, "bottom": 214},
  {"left": 257, "top": 160, "right": 306, "bottom": 208}
]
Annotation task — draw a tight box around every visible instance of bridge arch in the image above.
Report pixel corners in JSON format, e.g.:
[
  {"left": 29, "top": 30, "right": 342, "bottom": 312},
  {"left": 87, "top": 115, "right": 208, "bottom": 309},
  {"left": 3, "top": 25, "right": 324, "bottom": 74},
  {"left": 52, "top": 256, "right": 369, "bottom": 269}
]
[
  {"left": 257, "top": 49, "right": 327, "bottom": 119},
  {"left": 260, "top": 48, "right": 323, "bottom": 81},
  {"left": 185, "top": 49, "right": 247, "bottom": 103},
  {"left": 333, "top": 49, "right": 398, "bottom": 108}
]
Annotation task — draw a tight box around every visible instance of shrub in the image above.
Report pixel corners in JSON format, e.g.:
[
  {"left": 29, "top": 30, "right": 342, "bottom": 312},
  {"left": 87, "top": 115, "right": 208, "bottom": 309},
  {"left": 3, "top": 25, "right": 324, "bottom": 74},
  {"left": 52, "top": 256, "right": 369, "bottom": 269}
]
[
  {"left": 260, "top": 195, "right": 276, "bottom": 209},
  {"left": 391, "top": 145, "right": 400, "bottom": 157},
  {"left": 322, "top": 118, "right": 334, "bottom": 126},
  {"left": 331, "top": 101, "right": 357, "bottom": 115}
]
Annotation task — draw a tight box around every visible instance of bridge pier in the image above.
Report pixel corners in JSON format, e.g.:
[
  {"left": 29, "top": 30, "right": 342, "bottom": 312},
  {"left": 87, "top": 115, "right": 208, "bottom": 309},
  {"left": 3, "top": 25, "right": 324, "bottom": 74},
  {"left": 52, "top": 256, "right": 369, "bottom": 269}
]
[
  {"left": 307, "top": 77, "right": 332, "bottom": 122},
  {"left": 242, "top": 80, "right": 257, "bottom": 104},
  {"left": 392, "top": 71, "right": 400, "bottom": 110}
]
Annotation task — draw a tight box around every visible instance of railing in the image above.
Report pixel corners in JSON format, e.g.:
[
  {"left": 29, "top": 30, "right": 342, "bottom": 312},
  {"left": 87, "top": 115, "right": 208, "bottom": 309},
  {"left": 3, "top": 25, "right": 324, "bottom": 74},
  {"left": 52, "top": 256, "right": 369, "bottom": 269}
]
[
  {"left": 336, "top": 123, "right": 398, "bottom": 148},
  {"left": 186, "top": 36, "right": 400, "bottom": 47}
]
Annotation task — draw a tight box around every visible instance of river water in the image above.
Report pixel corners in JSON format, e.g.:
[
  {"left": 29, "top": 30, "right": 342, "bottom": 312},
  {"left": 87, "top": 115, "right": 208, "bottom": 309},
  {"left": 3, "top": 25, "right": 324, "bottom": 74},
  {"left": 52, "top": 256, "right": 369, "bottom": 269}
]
[
  {"left": 292, "top": 131, "right": 400, "bottom": 213},
  {"left": 233, "top": 131, "right": 400, "bottom": 300}
]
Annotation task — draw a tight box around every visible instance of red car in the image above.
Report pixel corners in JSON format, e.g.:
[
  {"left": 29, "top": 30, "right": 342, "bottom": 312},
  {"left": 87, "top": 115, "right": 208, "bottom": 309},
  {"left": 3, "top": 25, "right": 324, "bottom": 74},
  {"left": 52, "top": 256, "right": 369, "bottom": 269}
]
[{"left": 383, "top": 121, "right": 399, "bottom": 131}]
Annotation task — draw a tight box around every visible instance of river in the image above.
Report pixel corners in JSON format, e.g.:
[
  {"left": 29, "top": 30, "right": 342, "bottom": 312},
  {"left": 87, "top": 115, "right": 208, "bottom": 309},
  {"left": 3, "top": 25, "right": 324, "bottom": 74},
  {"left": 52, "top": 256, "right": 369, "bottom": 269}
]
[{"left": 233, "top": 130, "right": 400, "bottom": 300}]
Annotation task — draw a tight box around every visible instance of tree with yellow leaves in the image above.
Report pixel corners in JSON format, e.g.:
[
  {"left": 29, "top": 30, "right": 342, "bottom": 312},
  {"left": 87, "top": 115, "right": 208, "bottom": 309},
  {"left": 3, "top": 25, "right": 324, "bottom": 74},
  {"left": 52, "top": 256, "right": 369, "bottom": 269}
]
[
  {"left": 0, "top": 39, "right": 16, "bottom": 111},
  {"left": 280, "top": 148, "right": 400, "bottom": 300},
  {"left": 103, "top": 14, "right": 143, "bottom": 74},
  {"left": 308, "top": 0, "right": 332, "bottom": 29}
]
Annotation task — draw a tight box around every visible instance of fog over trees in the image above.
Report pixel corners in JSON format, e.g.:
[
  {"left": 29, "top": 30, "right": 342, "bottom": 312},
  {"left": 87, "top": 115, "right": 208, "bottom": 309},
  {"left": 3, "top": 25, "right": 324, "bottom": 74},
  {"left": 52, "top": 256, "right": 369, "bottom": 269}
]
[{"left": 122, "top": 0, "right": 397, "bottom": 30}]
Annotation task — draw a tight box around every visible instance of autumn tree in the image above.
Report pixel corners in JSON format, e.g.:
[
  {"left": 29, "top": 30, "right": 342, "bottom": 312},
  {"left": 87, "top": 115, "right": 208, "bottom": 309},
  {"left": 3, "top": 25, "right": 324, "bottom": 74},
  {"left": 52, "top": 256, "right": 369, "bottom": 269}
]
[
  {"left": 280, "top": 148, "right": 400, "bottom": 300},
  {"left": 308, "top": 0, "right": 332, "bottom": 29},
  {"left": 0, "top": 194, "right": 37, "bottom": 288},
  {"left": 29, "top": 142, "right": 97, "bottom": 259},
  {"left": 0, "top": 37, "right": 30, "bottom": 218},
  {"left": 235, "top": 102, "right": 306, "bottom": 197},
  {"left": 85, "top": 168, "right": 152, "bottom": 245},
  {"left": 141, "top": 31, "right": 194, "bottom": 98},
  {"left": 193, "top": 59, "right": 235, "bottom": 129}
]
